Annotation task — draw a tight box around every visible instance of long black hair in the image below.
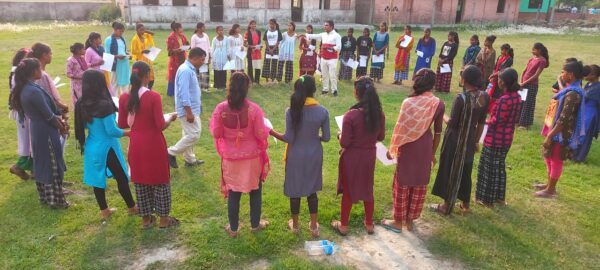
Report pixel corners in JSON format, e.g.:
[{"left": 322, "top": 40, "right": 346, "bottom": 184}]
[
  {"left": 449, "top": 31, "right": 459, "bottom": 46},
  {"left": 352, "top": 76, "right": 383, "bottom": 133},
  {"left": 28, "top": 43, "right": 51, "bottom": 60},
  {"left": 170, "top": 21, "right": 182, "bottom": 32},
  {"left": 498, "top": 68, "right": 520, "bottom": 93},
  {"left": 533, "top": 42, "right": 549, "bottom": 68},
  {"left": 411, "top": 68, "right": 436, "bottom": 96},
  {"left": 228, "top": 72, "right": 250, "bottom": 110},
  {"left": 74, "top": 69, "right": 117, "bottom": 154},
  {"left": 462, "top": 65, "right": 482, "bottom": 88},
  {"left": 10, "top": 58, "right": 40, "bottom": 113},
  {"left": 9, "top": 48, "right": 30, "bottom": 90},
  {"left": 85, "top": 32, "right": 102, "bottom": 49},
  {"left": 290, "top": 75, "right": 317, "bottom": 132},
  {"left": 127, "top": 61, "right": 151, "bottom": 113}
]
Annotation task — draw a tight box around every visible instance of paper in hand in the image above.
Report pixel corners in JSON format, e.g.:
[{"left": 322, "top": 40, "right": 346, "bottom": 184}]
[
  {"left": 55, "top": 83, "right": 66, "bottom": 89},
  {"left": 144, "top": 47, "right": 161, "bottom": 61},
  {"left": 400, "top": 36, "right": 413, "bottom": 48},
  {"left": 518, "top": 88, "right": 528, "bottom": 101},
  {"left": 372, "top": 54, "right": 384, "bottom": 63},
  {"left": 416, "top": 50, "right": 424, "bottom": 57},
  {"left": 100, "top": 53, "right": 115, "bottom": 72},
  {"left": 359, "top": 56, "right": 368, "bottom": 67},
  {"left": 479, "top": 124, "right": 488, "bottom": 144},
  {"left": 163, "top": 112, "right": 176, "bottom": 122},
  {"left": 112, "top": 97, "right": 120, "bottom": 108},
  {"left": 335, "top": 115, "right": 344, "bottom": 131},
  {"left": 235, "top": 49, "right": 246, "bottom": 60},
  {"left": 223, "top": 60, "right": 235, "bottom": 70},
  {"left": 440, "top": 64, "right": 452, "bottom": 73},
  {"left": 346, "top": 59, "right": 359, "bottom": 70},
  {"left": 180, "top": 45, "right": 191, "bottom": 51},
  {"left": 308, "top": 45, "right": 316, "bottom": 51},
  {"left": 53, "top": 76, "right": 61, "bottom": 85},
  {"left": 376, "top": 142, "right": 396, "bottom": 166}
]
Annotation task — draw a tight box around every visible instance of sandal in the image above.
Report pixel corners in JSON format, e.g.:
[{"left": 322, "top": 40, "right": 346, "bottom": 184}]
[
  {"left": 224, "top": 224, "right": 238, "bottom": 238},
  {"left": 428, "top": 203, "right": 448, "bottom": 216},
  {"left": 458, "top": 203, "right": 471, "bottom": 215},
  {"left": 251, "top": 219, "right": 269, "bottom": 233},
  {"left": 288, "top": 219, "right": 300, "bottom": 234},
  {"left": 534, "top": 190, "right": 558, "bottom": 199},
  {"left": 308, "top": 221, "right": 320, "bottom": 238},
  {"left": 330, "top": 220, "right": 348, "bottom": 236},
  {"left": 159, "top": 217, "right": 180, "bottom": 229},
  {"left": 142, "top": 215, "right": 156, "bottom": 230},
  {"left": 380, "top": 219, "right": 402, "bottom": 234},
  {"left": 364, "top": 220, "right": 375, "bottom": 235},
  {"left": 100, "top": 208, "right": 117, "bottom": 220}
]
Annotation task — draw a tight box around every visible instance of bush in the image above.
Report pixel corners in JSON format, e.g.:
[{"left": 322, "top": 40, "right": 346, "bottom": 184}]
[{"left": 89, "top": 4, "right": 122, "bottom": 22}]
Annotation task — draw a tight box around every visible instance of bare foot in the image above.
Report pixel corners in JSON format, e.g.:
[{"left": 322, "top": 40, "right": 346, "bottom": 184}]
[{"left": 128, "top": 205, "right": 139, "bottom": 215}]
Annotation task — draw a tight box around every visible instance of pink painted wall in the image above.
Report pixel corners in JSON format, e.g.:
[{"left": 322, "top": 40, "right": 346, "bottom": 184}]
[{"left": 372, "top": 0, "right": 519, "bottom": 25}]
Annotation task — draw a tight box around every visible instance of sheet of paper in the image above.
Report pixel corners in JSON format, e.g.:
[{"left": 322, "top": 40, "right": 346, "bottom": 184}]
[
  {"left": 359, "top": 55, "right": 368, "bottom": 67},
  {"left": 180, "top": 45, "right": 190, "bottom": 51},
  {"left": 163, "top": 112, "right": 176, "bottom": 122},
  {"left": 308, "top": 45, "right": 316, "bottom": 51},
  {"left": 346, "top": 59, "right": 359, "bottom": 69},
  {"left": 235, "top": 49, "right": 246, "bottom": 60},
  {"left": 199, "top": 64, "right": 209, "bottom": 73},
  {"left": 112, "top": 97, "right": 119, "bottom": 108},
  {"left": 306, "top": 51, "right": 314, "bottom": 56},
  {"left": 11, "top": 66, "right": 16, "bottom": 72},
  {"left": 479, "top": 124, "right": 488, "bottom": 144},
  {"left": 376, "top": 142, "right": 396, "bottom": 166},
  {"left": 335, "top": 115, "right": 344, "bottom": 130},
  {"left": 400, "top": 35, "right": 413, "bottom": 48},
  {"left": 143, "top": 47, "right": 161, "bottom": 61},
  {"left": 223, "top": 60, "right": 235, "bottom": 70},
  {"left": 440, "top": 64, "right": 452, "bottom": 73},
  {"left": 100, "top": 53, "right": 115, "bottom": 72},
  {"left": 372, "top": 54, "right": 384, "bottom": 63},
  {"left": 416, "top": 50, "right": 424, "bottom": 57},
  {"left": 53, "top": 76, "right": 61, "bottom": 85},
  {"left": 518, "top": 88, "right": 528, "bottom": 101},
  {"left": 265, "top": 54, "right": 273, "bottom": 59},
  {"left": 55, "top": 83, "right": 66, "bottom": 89}
]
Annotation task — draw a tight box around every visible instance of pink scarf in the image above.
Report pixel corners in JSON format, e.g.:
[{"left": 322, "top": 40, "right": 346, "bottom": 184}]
[{"left": 389, "top": 92, "right": 440, "bottom": 158}]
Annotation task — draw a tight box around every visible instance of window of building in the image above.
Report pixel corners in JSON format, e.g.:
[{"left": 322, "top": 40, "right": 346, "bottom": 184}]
[
  {"left": 320, "top": 0, "right": 330, "bottom": 10},
  {"left": 528, "top": 0, "right": 543, "bottom": 9},
  {"left": 267, "top": 0, "right": 280, "bottom": 9},
  {"left": 236, "top": 0, "right": 249, "bottom": 8},
  {"left": 340, "top": 0, "right": 351, "bottom": 10},
  {"left": 497, "top": 0, "right": 506, "bottom": 13},
  {"left": 142, "top": 0, "right": 159, "bottom": 5},
  {"left": 172, "top": 0, "right": 188, "bottom": 6}
]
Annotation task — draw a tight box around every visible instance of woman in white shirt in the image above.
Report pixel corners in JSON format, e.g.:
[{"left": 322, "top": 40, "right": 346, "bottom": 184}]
[
  {"left": 191, "top": 22, "right": 211, "bottom": 91},
  {"left": 261, "top": 19, "right": 282, "bottom": 84}
]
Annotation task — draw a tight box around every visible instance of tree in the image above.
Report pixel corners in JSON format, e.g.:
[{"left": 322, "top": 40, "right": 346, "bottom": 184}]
[{"left": 557, "top": 0, "right": 590, "bottom": 8}]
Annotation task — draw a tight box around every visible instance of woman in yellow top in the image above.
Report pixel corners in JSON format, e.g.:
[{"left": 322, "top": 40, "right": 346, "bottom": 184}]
[{"left": 131, "top": 23, "right": 156, "bottom": 89}]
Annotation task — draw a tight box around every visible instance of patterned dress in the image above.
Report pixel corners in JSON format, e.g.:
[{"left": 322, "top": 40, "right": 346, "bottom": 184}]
[
  {"left": 369, "top": 31, "right": 389, "bottom": 79},
  {"left": 434, "top": 41, "right": 458, "bottom": 92},
  {"left": 338, "top": 35, "right": 356, "bottom": 80}
]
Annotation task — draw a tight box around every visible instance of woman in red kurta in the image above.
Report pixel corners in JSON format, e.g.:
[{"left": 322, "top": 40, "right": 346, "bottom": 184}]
[
  {"left": 331, "top": 76, "right": 385, "bottom": 236},
  {"left": 166, "top": 22, "right": 189, "bottom": 97},
  {"left": 118, "top": 61, "right": 179, "bottom": 229}
]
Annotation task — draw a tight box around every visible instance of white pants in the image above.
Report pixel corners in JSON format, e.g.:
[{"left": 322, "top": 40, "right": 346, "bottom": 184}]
[
  {"left": 110, "top": 71, "right": 129, "bottom": 97},
  {"left": 15, "top": 117, "right": 31, "bottom": 157},
  {"left": 320, "top": 58, "right": 338, "bottom": 93},
  {"left": 168, "top": 116, "right": 201, "bottom": 163}
]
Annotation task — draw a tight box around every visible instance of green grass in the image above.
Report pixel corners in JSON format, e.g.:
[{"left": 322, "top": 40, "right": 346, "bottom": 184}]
[{"left": 0, "top": 23, "right": 599, "bottom": 269}]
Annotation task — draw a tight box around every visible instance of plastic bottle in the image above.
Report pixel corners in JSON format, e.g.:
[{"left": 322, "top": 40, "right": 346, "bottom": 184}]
[{"left": 304, "top": 240, "right": 339, "bottom": 256}]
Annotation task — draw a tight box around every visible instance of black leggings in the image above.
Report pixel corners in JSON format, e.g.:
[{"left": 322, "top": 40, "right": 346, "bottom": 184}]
[
  {"left": 247, "top": 58, "right": 261, "bottom": 83},
  {"left": 93, "top": 148, "right": 135, "bottom": 210},
  {"left": 290, "top": 193, "right": 318, "bottom": 215},
  {"left": 228, "top": 182, "right": 262, "bottom": 231}
]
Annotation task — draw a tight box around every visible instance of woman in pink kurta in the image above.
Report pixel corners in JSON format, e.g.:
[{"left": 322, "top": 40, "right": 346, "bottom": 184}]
[
  {"left": 66, "top": 43, "right": 88, "bottom": 105},
  {"left": 210, "top": 72, "right": 270, "bottom": 237},
  {"left": 85, "top": 32, "right": 111, "bottom": 95}
]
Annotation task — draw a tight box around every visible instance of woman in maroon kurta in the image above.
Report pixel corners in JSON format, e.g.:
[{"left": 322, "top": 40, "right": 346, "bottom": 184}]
[
  {"left": 332, "top": 76, "right": 385, "bottom": 236},
  {"left": 382, "top": 68, "right": 444, "bottom": 232},
  {"left": 118, "top": 61, "right": 178, "bottom": 229}
]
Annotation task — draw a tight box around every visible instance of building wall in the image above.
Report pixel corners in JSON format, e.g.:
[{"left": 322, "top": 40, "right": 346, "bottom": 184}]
[
  {"left": 372, "top": 0, "right": 519, "bottom": 26},
  {"left": 519, "top": 0, "right": 554, "bottom": 13},
  {"left": 122, "top": 0, "right": 355, "bottom": 24},
  {"left": 0, "top": 0, "right": 112, "bottom": 22}
]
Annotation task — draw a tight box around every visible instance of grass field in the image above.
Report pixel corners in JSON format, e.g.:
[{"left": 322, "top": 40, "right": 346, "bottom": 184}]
[{"left": 0, "top": 23, "right": 599, "bottom": 270}]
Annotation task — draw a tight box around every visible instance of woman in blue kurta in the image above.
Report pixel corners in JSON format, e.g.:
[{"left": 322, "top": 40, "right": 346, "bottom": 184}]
[
  {"left": 573, "top": 64, "right": 600, "bottom": 162},
  {"left": 75, "top": 69, "right": 137, "bottom": 219},
  {"left": 12, "top": 59, "right": 69, "bottom": 209},
  {"left": 105, "top": 22, "right": 131, "bottom": 97},
  {"left": 413, "top": 28, "right": 436, "bottom": 78},
  {"left": 369, "top": 22, "right": 389, "bottom": 82}
]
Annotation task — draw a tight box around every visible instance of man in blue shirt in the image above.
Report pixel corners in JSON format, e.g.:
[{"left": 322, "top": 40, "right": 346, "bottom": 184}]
[{"left": 168, "top": 48, "right": 206, "bottom": 168}]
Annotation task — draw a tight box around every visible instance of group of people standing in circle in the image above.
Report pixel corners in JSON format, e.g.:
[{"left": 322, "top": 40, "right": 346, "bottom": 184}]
[{"left": 6, "top": 19, "right": 600, "bottom": 236}]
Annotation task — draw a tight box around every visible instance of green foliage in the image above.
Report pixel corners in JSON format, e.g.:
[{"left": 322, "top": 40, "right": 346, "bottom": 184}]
[{"left": 89, "top": 4, "right": 122, "bottom": 22}]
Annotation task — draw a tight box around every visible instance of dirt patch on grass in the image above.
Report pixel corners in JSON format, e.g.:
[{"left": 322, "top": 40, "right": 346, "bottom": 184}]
[
  {"left": 311, "top": 221, "right": 462, "bottom": 270},
  {"left": 246, "top": 259, "right": 271, "bottom": 270},
  {"left": 126, "top": 244, "right": 188, "bottom": 270}
]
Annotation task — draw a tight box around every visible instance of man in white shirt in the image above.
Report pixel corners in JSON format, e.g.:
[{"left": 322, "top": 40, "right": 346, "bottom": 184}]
[{"left": 302, "top": 20, "right": 342, "bottom": 96}]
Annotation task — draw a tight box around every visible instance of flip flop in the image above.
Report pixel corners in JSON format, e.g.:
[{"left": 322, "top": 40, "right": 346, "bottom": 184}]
[
  {"left": 159, "top": 217, "right": 180, "bottom": 229},
  {"left": 142, "top": 215, "right": 156, "bottom": 230},
  {"left": 380, "top": 219, "right": 402, "bottom": 234},
  {"left": 224, "top": 224, "right": 238, "bottom": 238},
  {"left": 288, "top": 219, "right": 300, "bottom": 234},
  {"left": 330, "top": 220, "right": 348, "bottom": 236},
  {"left": 534, "top": 190, "right": 558, "bottom": 199}
]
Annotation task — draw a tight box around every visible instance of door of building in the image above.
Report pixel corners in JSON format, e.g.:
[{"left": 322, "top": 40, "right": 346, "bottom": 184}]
[
  {"left": 355, "top": 0, "right": 372, "bottom": 24},
  {"left": 210, "top": 0, "right": 223, "bottom": 22},
  {"left": 455, "top": 0, "right": 465, "bottom": 23},
  {"left": 292, "top": 0, "right": 303, "bottom": 22}
]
